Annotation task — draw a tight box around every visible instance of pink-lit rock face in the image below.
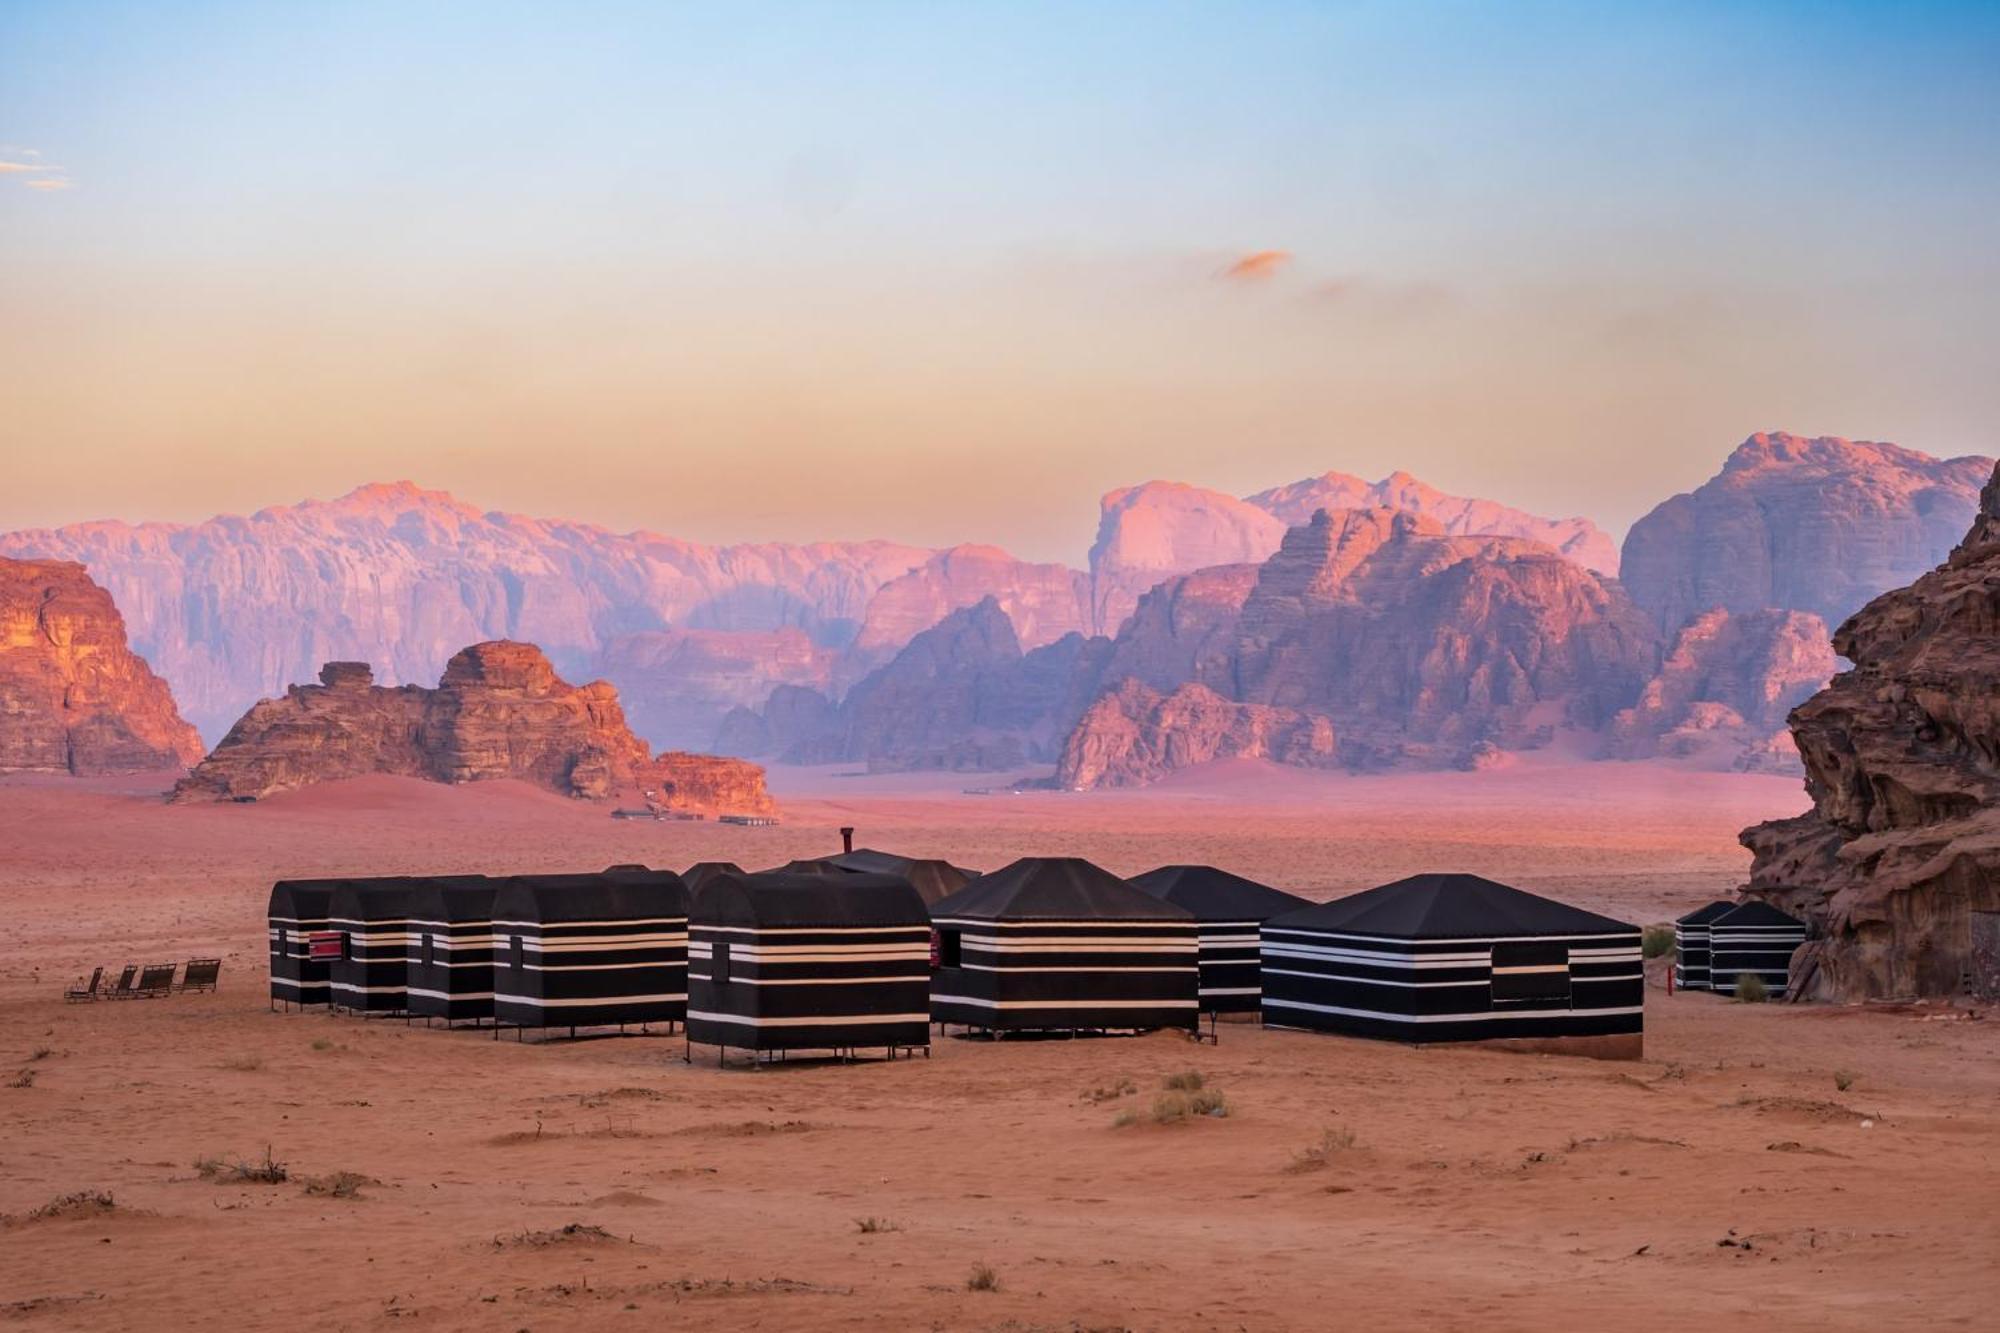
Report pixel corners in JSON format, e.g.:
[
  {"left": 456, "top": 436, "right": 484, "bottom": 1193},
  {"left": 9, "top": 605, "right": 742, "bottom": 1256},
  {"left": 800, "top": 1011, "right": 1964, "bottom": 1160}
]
[
  {"left": 592, "top": 627, "right": 839, "bottom": 752},
  {"left": 851, "top": 544, "right": 1093, "bottom": 662},
  {"left": 0, "top": 483, "right": 937, "bottom": 742},
  {"left": 174, "top": 639, "right": 773, "bottom": 811},
  {"left": 1621, "top": 432, "right": 1993, "bottom": 634},
  {"left": 1055, "top": 679, "right": 1337, "bottom": 789},
  {"left": 0, "top": 557, "right": 205, "bottom": 775},
  {"left": 1743, "top": 461, "right": 2000, "bottom": 1000}
]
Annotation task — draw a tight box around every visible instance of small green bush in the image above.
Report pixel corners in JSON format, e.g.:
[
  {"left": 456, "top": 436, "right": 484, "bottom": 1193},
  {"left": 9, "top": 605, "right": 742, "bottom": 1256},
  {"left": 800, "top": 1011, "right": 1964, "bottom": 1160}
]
[
  {"left": 1733, "top": 973, "right": 1769, "bottom": 1004},
  {"left": 1641, "top": 925, "right": 1675, "bottom": 959},
  {"left": 966, "top": 1263, "right": 999, "bottom": 1292}
]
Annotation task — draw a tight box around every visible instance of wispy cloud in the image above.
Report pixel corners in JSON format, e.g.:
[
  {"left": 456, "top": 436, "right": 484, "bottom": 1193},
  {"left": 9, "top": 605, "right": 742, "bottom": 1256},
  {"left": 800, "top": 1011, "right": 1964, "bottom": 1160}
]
[
  {"left": 1219, "top": 249, "right": 1292, "bottom": 282},
  {"left": 2, "top": 147, "right": 74, "bottom": 191}
]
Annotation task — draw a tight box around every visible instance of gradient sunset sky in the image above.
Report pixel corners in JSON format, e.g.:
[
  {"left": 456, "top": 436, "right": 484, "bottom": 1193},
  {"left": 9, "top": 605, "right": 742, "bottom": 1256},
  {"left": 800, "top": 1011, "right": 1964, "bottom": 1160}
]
[{"left": 4, "top": 2, "right": 1997, "bottom": 561}]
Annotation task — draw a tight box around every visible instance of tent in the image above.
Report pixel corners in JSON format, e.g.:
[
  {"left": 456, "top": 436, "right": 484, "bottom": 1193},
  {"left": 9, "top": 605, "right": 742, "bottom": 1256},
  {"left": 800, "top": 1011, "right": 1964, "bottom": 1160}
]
[
  {"left": 824, "top": 849, "right": 977, "bottom": 907},
  {"left": 268, "top": 878, "right": 343, "bottom": 1009},
  {"left": 490, "top": 869, "right": 690, "bottom": 1034},
  {"left": 929, "top": 857, "right": 1199, "bottom": 1035},
  {"left": 1673, "top": 900, "right": 1735, "bottom": 991},
  {"left": 1709, "top": 901, "right": 1807, "bottom": 998},
  {"left": 686, "top": 871, "right": 931, "bottom": 1061},
  {"left": 682, "top": 861, "right": 744, "bottom": 892},
  {"left": 1261, "top": 873, "right": 1643, "bottom": 1058},
  {"left": 1128, "top": 865, "right": 1311, "bottom": 1014},
  {"left": 405, "top": 876, "right": 499, "bottom": 1024},
  {"left": 327, "top": 878, "right": 419, "bottom": 1015}
]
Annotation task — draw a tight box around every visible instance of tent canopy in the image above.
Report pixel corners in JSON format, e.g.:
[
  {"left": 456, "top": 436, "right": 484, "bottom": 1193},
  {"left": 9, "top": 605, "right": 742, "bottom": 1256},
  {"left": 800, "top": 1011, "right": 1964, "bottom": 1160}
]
[
  {"left": 269, "top": 878, "right": 345, "bottom": 917},
  {"left": 1129, "top": 865, "right": 1310, "bottom": 921},
  {"left": 682, "top": 862, "right": 744, "bottom": 891},
  {"left": 1269, "top": 873, "right": 1634, "bottom": 939},
  {"left": 696, "top": 871, "right": 927, "bottom": 930},
  {"left": 405, "top": 876, "right": 497, "bottom": 923},
  {"left": 328, "top": 878, "right": 419, "bottom": 920},
  {"left": 826, "top": 849, "right": 977, "bottom": 906},
  {"left": 492, "top": 871, "right": 688, "bottom": 924},
  {"left": 1676, "top": 900, "right": 1737, "bottom": 927},
  {"left": 1711, "top": 900, "right": 1804, "bottom": 929},
  {"left": 932, "top": 857, "right": 1193, "bottom": 922}
]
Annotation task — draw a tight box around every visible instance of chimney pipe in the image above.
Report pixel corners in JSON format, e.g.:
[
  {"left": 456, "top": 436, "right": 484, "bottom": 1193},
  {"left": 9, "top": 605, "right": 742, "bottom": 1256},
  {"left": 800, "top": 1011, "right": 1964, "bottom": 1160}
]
[{"left": 840, "top": 826, "right": 855, "bottom": 854}]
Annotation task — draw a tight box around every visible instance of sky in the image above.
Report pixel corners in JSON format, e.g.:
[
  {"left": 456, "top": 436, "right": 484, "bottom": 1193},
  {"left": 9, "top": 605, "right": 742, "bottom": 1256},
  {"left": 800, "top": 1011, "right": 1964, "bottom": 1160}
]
[{"left": 3, "top": 1, "right": 1998, "bottom": 563}]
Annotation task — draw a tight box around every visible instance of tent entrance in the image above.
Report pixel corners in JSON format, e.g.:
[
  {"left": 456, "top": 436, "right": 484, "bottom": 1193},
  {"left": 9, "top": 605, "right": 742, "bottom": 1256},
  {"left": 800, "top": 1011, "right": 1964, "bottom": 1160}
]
[{"left": 1490, "top": 941, "right": 1571, "bottom": 1006}]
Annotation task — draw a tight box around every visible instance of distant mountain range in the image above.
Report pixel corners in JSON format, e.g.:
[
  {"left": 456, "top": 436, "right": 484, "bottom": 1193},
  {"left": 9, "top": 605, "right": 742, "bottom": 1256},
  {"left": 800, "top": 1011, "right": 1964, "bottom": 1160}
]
[{"left": 2, "top": 432, "right": 1988, "bottom": 787}]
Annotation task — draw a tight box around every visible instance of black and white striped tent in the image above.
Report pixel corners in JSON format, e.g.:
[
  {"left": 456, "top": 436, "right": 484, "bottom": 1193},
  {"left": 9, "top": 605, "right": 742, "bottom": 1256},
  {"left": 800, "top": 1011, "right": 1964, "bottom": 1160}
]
[
  {"left": 929, "top": 857, "right": 1199, "bottom": 1035},
  {"left": 1673, "top": 900, "right": 1735, "bottom": 991},
  {"left": 686, "top": 871, "right": 931, "bottom": 1061},
  {"left": 682, "top": 861, "right": 745, "bottom": 893},
  {"left": 405, "top": 876, "right": 499, "bottom": 1025},
  {"left": 1261, "top": 874, "right": 1643, "bottom": 1055},
  {"left": 1709, "top": 901, "right": 1807, "bottom": 998},
  {"left": 268, "top": 878, "right": 342, "bottom": 1009},
  {"left": 327, "top": 878, "right": 418, "bottom": 1015},
  {"left": 825, "top": 849, "right": 977, "bottom": 907},
  {"left": 1128, "top": 865, "right": 1310, "bottom": 1015},
  {"left": 490, "top": 870, "right": 690, "bottom": 1035}
]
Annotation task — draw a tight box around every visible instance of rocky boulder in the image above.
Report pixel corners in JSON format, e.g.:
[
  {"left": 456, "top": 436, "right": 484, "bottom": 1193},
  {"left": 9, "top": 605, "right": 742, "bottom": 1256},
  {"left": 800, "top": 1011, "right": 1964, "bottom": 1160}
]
[
  {"left": 175, "top": 639, "right": 773, "bottom": 811},
  {"left": 1055, "top": 680, "right": 1338, "bottom": 789},
  {"left": 1741, "top": 460, "right": 2000, "bottom": 999},
  {"left": 0, "top": 557, "right": 205, "bottom": 775}
]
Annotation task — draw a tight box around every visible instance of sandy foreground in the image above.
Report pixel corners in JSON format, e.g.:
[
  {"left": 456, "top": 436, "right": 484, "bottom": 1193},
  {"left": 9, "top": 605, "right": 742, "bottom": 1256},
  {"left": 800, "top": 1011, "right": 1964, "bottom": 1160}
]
[{"left": 1, "top": 761, "right": 1995, "bottom": 1331}]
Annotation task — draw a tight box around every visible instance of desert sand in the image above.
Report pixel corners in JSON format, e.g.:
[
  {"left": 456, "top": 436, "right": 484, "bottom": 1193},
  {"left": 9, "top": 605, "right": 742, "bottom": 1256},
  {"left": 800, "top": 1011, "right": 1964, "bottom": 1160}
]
[{"left": 2, "top": 760, "right": 1995, "bottom": 1331}]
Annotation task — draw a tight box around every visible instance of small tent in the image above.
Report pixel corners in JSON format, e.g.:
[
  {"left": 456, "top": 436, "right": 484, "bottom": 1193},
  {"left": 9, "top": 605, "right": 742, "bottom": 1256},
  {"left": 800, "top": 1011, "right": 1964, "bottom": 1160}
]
[
  {"left": 327, "top": 878, "right": 418, "bottom": 1015},
  {"left": 491, "top": 870, "right": 690, "bottom": 1034},
  {"left": 1673, "top": 900, "right": 1735, "bottom": 991},
  {"left": 268, "top": 878, "right": 343, "bottom": 1009},
  {"left": 686, "top": 871, "right": 931, "bottom": 1061},
  {"left": 1709, "top": 901, "right": 1807, "bottom": 998},
  {"left": 825, "top": 849, "right": 977, "bottom": 907},
  {"left": 1129, "top": 865, "right": 1311, "bottom": 1015},
  {"left": 405, "top": 876, "right": 499, "bottom": 1024},
  {"left": 1262, "top": 873, "right": 1643, "bottom": 1058},
  {"left": 929, "top": 857, "right": 1199, "bottom": 1035}
]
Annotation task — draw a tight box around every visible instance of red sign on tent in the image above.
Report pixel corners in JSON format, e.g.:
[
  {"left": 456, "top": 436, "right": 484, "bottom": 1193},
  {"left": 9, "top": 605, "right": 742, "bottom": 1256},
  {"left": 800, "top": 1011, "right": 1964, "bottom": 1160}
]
[{"left": 308, "top": 931, "right": 343, "bottom": 961}]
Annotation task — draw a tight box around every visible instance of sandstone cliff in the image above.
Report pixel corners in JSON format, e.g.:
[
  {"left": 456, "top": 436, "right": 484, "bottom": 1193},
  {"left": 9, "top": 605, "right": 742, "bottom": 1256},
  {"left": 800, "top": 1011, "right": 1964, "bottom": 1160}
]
[
  {"left": 1741, "top": 462, "right": 2000, "bottom": 1000},
  {"left": 1622, "top": 432, "right": 1992, "bottom": 634},
  {"left": 175, "top": 641, "right": 773, "bottom": 811},
  {"left": 0, "top": 557, "right": 204, "bottom": 775},
  {"left": 1055, "top": 680, "right": 1337, "bottom": 789},
  {"left": 848, "top": 544, "right": 1094, "bottom": 671}
]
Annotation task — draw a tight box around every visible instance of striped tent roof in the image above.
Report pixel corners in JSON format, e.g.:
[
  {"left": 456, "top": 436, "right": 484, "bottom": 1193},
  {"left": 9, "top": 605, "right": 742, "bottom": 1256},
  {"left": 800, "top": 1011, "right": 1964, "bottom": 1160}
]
[
  {"left": 493, "top": 871, "right": 688, "bottom": 923},
  {"left": 696, "top": 871, "right": 927, "bottom": 930},
  {"left": 1676, "top": 900, "right": 1737, "bottom": 926},
  {"left": 825, "top": 849, "right": 977, "bottom": 906},
  {"left": 932, "top": 857, "right": 1192, "bottom": 923},
  {"left": 1712, "top": 900, "right": 1804, "bottom": 929},
  {"left": 1270, "top": 873, "right": 1633, "bottom": 939},
  {"left": 681, "top": 862, "right": 744, "bottom": 891},
  {"left": 1129, "top": 865, "right": 1310, "bottom": 921}
]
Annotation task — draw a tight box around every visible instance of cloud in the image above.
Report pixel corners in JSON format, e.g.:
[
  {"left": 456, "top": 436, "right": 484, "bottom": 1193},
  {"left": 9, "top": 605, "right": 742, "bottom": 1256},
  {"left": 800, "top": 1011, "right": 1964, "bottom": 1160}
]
[
  {"left": 24, "top": 177, "right": 73, "bottom": 192},
  {"left": 0, "top": 161, "right": 48, "bottom": 174},
  {"left": 1219, "top": 250, "right": 1293, "bottom": 282},
  {"left": 2, "top": 148, "right": 73, "bottom": 191}
]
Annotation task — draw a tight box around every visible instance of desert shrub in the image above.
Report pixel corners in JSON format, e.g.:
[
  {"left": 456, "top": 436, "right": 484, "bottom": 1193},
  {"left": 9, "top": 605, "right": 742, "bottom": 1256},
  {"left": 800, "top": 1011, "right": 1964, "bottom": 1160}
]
[
  {"left": 1641, "top": 925, "right": 1675, "bottom": 959},
  {"left": 1161, "top": 1070, "right": 1206, "bottom": 1092},
  {"left": 302, "top": 1171, "right": 371, "bottom": 1198},
  {"left": 27, "top": 1191, "right": 117, "bottom": 1220},
  {"left": 27, "top": 1046, "right": 54, "bottom": 1062},
  {"left": 1733, "top": 973, "right": 1769, "bottom": 1004},
  {"left": 1833, "top": 1069, "right": 1856, "bottom": 1092},
  {"left": 966, "top": 1263, "right": 999, "bottom": 1292},
  {"left": 196, "top": 1146, "right": 288, "bottom": 1184},
  {"left": 1110, "top": 1108, "right": 1140, "bottom": 1129},
  {"left": 1151, "top": 1087, "right": 1227, "bottom": 1123},
  {"left": 219, "top": 1054, "right": 265, "bottom": 1072},
  {"left": 310, "top": 1038, "right": 335, "bottom": 1052},
  {"left": 1286, "top": 1126, "right": 1358, "bottom": 1173},
  {"left": 8, "top": 1069, "right": 35, "bottom": 1089},
  {"left": 1082, "top": 1078, "right": 1137, "bottom": 1104},
  {"left": 853, "top": 1216, "right": 901, "bottom": 1234}
]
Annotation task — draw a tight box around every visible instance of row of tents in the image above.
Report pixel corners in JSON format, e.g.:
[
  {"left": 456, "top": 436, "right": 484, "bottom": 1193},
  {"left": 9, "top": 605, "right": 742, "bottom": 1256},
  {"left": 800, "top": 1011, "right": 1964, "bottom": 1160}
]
[
  {"left": 269, "top": 852, "right": 1796, "bottom": 1062},
  {"left": 1672, "top": 900, "right": 1808, "bottom": 997}
]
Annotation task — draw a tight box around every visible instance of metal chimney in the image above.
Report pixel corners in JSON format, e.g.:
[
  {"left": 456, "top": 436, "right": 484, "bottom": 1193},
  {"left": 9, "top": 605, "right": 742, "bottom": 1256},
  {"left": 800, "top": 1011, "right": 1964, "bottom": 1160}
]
[{"left": 840, "top": 826, "right": 855, "bottom": 854}]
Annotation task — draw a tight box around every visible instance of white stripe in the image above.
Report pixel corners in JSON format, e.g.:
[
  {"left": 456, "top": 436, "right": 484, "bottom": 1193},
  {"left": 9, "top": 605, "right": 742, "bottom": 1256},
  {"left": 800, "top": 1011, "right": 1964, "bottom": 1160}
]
[
  {"left": 1264, "top": 997, "right": 1642, "bottom": 1023},
  {"left": 494, "top": 917, "right": 685, "bottom": 929},
  {"left": 691, "top": 974, "right": 931, "bottom": 986},
  {"left": 494, "top": 992, "right": 686, "bottom": 1008},
  {"left": 686, "top": 1009, "right": 928, "bottom": 1028},
  {"left": 406, "top": 987, "right": 496, "bottom": 1001},
  {"left": 954, "top": 962, "right": 1195, "bottom": 974},
  {"left": 930, "top": 995, "right": 1198, "bottom": 1011},
  {"left": 1262, "top": 928, "right": 1636, "bottom": 946},
  {"left": 696, "top": 925, "right": 930, "bottom": 937},
  {"left": 933, "top": 918, "right": 1195, "bottom": 931},
  {"left": 1262, "top": 967, "right": 1487, "bottom": 990}
]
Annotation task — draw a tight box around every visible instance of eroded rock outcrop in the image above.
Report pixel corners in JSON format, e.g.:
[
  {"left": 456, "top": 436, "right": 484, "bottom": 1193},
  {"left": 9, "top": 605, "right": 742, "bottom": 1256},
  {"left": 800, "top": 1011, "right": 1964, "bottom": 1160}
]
[
  {"left": 1055, "top": 680, "right": 1338, "bottom": 789},
  {"left": 1622, "top": 432, "right": 1992, "bottom": 634},
  {"left": 0, "top": 558, "right": 204, "bottom": 774},
  {"left": 1741, "top": 462, "right": 2000, "bottom": 999},
  {"left": 1607, "top": 609, "right": 1837, "bottom": 769},
  {"left": 175, "top": 640, "right": 773, "bottom": 811},
  {"left": 850, "top": 545, "right": 1093, "bottom": 663}
]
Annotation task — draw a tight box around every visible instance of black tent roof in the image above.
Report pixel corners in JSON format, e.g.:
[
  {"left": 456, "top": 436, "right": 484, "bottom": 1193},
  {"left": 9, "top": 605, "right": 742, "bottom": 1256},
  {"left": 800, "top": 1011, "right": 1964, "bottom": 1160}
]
[
  {"left": 1128, "top": 865, "right": 1311, "bottom": 922},
  {"left": 269, "top": 878, "right": 347, "bottom": 916},
  {"left": 1267, "top": 873, "right": 1635, "bottom": 939},
  {"left": 682, "top": 861, "right": 745, "bottom": 891},
  {"left": 931, "top": 857, "right": 1193, "bottom": 923},
  {"left": 825, "top": 849, "right": 977, "bottom": 906},
  {"left": 492, "top": 871, "right": 688, "bottom": 923},
  {"left": 405, "top": 876, "right": 498, "bottom": 923},
  {"left": 1676, "top": 899, "right": 1738, "bottom": 927},
  {"left": 328, "top": 877, "right": 421, "bottom": 920},
  {"left": 760, "top": 858, "right": 846, "bottom": 877},
  {"left": 1711, "top": 900, "right": 1805, "bottom": 929},
  {"left": 695, "top": 871, "right": 927, "bottom": 930}
]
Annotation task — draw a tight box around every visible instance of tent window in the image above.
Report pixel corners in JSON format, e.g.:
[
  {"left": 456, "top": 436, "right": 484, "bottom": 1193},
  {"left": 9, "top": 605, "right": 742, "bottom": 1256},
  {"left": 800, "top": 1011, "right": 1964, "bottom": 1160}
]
[
  {"left": 511, "top": 935, "right": 524, "bottom": 970},
  {"left": 714, "top": 940, "right": 731, "bottom": 985},
  {"left": 276, "top": 926, "right": 288, "bottom": 954},
  {"left": 936, "top": 929, "right": 963, "bottom": 969},
  {"left": 340, "top": 931, "right": 353, "bottom": 962},
  {"left": 423, "top": 933, "right": 436, "bottom": 967},
  {"left": 1490, "top": 941, "right": 1570, "bottom": 1005}
]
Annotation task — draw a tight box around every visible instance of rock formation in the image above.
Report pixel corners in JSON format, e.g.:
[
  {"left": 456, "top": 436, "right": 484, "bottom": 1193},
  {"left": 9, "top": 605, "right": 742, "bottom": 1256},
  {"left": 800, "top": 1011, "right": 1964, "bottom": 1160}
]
[
  {"left": 849, "top": 545, "right": 1094, "bottom": 663},
  {"left": 1055, "top": 680, "right": 1337, "bottom": 789},
  {"left": 0, "top": 557, "right": 205, "bottom": 774},
  {"left": 591, "top": 627, "right": 838, "bottom": 751},
  {"left": 1621, "top": 432, "right": 1992, "bottom": 634},
  {"left": 1606, "top": 609, "right": 1837, "bottom": 769},
  {"left": 175, "top": 640, "right": 774, "bottom": 811},
  {"left": 1741, "top": 462, "right": 2000, "bottom": 1000}
]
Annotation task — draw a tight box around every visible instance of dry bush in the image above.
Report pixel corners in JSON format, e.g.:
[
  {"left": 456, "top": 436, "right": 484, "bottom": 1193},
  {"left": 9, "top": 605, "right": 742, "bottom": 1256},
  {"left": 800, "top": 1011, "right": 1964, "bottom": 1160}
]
[
  {"left": 8, "top": 1069, "right": 35, "bottom": 1090},
  {"left": 1734, "top": 973, "right": 1769, "bottom": 1003},
  {"left": 301, "top": 1171, "right": 373, "bottom": 1199},
  {"left": 1641, "top": 925, "right": 1675, "bottom": 959},
  {"left": 966, "top": 1263, "right": 1000, "bottom": 1292},
  {"left": 27, "top": 1046, "right": 54, "bottom": 1062},
  {"left": 1286, "top": 1126, "right": 1358, "bottom": 1173},
  {"left": 219, "top": 1054, "right": 265, "bottom": 1073},
  {"left": 497, "top": 1223, "right": 619, "bottom": 1248},
  {"left": 853, "top": 1215, "right": 901, "bottom": 1234},
  {"left": 1161, "top": 1070, "right": 1206, "bottom": 1092},
  {"left": 21, "top": 1191, "right": 119, "bottom": 1221},
  {"left": 1150, "top": 1087, "right": 1227, "bottom": 1124},
  {"left": 1833, "top": 1069, "right": 1856, "bottom": 1092},
  {"left": 1081, "top": 1077, "right": 1137, "bottom": 1104},
  {"left": 195, "top": 1146, "right": 288, "bottom": 1184}
]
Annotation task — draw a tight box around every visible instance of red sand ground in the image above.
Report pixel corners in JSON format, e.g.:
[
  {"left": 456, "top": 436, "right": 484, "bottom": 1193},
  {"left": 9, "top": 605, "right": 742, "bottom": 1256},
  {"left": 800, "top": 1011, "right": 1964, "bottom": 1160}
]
[{"left": 2, "top": 761, "right": 1995, "bottom": 1330}]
